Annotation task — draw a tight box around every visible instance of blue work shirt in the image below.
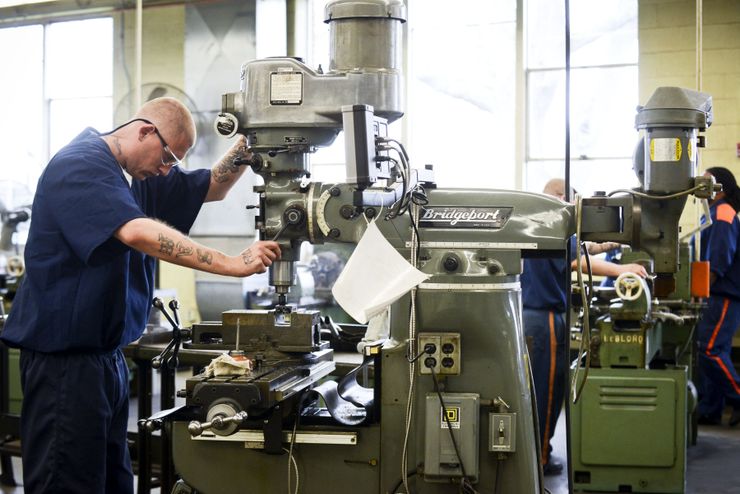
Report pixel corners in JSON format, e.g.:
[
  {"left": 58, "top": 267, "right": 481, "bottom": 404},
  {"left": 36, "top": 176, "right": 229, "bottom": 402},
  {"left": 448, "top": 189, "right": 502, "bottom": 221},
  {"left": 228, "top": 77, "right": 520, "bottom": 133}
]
[
  {"left": 521, "top": 236, "right": 578, "bottom": 312},
  {"left": 0, "top": 128, "right": 210, "bottom": 352},
  {"left": 701, "top": 198, "right": 740, "bottom": 300}
]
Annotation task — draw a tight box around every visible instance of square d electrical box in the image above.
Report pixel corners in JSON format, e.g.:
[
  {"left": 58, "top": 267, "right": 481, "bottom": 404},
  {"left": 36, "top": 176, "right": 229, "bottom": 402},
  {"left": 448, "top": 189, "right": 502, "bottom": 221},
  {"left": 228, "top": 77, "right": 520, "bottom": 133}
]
[{"left": 424, "top": 393, "right": 480, "bottom": 482}]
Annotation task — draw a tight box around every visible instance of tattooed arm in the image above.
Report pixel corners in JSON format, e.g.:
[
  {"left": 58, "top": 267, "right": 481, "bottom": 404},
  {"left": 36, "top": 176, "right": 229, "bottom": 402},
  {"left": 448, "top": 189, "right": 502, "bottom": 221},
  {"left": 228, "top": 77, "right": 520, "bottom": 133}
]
[
  {"left": 114, "top": 217, "right": 281, "bottom": 276},
  {"left": 204, "top": 134, "right": 251, "bottom": 203}
]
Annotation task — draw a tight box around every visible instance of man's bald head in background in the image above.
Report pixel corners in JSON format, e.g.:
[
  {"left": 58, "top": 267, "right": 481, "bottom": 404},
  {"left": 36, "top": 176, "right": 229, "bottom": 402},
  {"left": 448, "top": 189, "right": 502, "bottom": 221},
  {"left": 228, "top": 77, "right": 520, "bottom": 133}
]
[{"left": 542, "top": 178, "right": 576, "bottom": 202}]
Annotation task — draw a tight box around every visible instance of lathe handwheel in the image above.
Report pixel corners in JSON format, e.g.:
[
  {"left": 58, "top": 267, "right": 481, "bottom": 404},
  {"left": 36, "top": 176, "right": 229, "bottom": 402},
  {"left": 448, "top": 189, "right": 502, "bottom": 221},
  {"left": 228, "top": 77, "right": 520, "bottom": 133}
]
[{"left": 615, "top": 272, "right": 644, "bottom": 301}]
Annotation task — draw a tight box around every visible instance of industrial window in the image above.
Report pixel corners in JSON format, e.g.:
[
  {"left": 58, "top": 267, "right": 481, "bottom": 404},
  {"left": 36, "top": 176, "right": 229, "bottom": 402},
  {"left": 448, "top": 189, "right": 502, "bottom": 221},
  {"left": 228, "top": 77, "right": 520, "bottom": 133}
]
[
  {"left": 405, "top": 0, "right": 517, "bottom": 190},
  {"left": 0, "top": 17, "right": 113, "bottom": 199},
  {"left": 304, "top": 0, "right": 517, "bottom": 190},
  {"left": 524, "top": 0, "right": 639, "bottom": 196}
]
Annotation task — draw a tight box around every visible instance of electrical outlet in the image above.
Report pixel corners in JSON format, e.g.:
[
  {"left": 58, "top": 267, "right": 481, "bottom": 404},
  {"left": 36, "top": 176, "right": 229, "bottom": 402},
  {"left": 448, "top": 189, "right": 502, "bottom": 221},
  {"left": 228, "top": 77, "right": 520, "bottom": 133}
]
[
  {"left": 439, "top": 333, "right": 461, "bottom": 375},
  {"left": 418, "top": 332, "right": 461, "bottom": 375},
  {"left": 418, "top": 333, "right": 441, "bottom": 375}
]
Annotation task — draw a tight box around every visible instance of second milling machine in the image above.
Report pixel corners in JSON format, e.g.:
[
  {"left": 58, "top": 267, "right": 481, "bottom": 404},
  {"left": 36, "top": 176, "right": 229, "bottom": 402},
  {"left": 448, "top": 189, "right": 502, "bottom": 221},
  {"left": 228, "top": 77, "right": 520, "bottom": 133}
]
[
  {"left": 569, "top": 88, "right": 714, "bottom": 494},
  {"left": 143, "top": 1, "right": 716, "bottom": 492}
]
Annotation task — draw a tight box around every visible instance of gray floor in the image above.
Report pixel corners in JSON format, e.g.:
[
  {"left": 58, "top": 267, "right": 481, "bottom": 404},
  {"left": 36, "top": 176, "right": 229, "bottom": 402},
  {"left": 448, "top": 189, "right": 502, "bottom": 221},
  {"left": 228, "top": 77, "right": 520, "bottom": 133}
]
[{"left": 3, "top": 394, "right": 740, "bottom": 493}]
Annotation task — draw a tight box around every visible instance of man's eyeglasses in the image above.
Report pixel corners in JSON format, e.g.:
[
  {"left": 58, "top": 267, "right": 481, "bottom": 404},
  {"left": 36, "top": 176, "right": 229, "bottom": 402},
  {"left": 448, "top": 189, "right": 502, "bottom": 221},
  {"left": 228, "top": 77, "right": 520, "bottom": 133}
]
[{"left": 131, "top": 118, "right": 182, "bottom": 167}]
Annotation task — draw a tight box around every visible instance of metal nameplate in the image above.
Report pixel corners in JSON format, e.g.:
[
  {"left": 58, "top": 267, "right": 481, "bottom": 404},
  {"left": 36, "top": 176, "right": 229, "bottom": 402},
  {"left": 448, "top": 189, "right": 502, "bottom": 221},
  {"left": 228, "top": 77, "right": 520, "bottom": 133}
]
[
  {"left": 419, "top": 206, "right": 513, "bottom": 229},
  {"left": 270, "top": 71, "right": 303, "bottom": 105}
]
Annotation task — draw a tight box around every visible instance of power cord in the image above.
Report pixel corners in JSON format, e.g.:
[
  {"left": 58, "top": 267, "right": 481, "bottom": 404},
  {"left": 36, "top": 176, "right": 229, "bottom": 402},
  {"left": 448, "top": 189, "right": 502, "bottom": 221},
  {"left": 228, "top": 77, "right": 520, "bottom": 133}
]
[
  {"left": 390, "top": 468, "right": 419, "bottom": 494},
  {"left": 571, "top": 196, "right": 594, "bottom": 404},
  {"left": 408, "top": 343, "right": 436, "bottom": 364},
  {"left": 401, "top": 203, "right": 422, "bottom": 494},
  {"left": 428, "top": 364, "right": 479, "bottom": 494}
]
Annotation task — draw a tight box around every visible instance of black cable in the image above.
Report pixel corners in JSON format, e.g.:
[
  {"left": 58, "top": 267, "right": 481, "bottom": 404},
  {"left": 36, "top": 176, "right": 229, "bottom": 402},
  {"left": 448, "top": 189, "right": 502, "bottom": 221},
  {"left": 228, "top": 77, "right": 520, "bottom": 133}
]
[
  {"left": 493, "top": 457, "right": 501, "bottom": 494},
  {"left": 390, "top": 468, "right": 418, "bottom": 494},
  {"left": 381, "top": 140, "right": 415, "bottom": 220},
  {"left": 407, "top": 345, "right": 429, "bottom": 364},
  {"left": 579, "top": 241, "right": 594, "bottom": 302},
  {"left": 386, "top": 163, "right": 409, "bottom": 220}
]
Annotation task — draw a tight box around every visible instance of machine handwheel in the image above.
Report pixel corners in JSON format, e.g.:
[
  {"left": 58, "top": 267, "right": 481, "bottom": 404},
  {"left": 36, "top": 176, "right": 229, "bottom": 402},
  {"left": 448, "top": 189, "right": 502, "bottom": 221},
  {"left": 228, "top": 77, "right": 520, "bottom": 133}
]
[
  {"left": 615, "top": 272, "right": 644, "bottom": 301},
  {"left": 6, "top": 256, "right": 24, "bottom": 277}
]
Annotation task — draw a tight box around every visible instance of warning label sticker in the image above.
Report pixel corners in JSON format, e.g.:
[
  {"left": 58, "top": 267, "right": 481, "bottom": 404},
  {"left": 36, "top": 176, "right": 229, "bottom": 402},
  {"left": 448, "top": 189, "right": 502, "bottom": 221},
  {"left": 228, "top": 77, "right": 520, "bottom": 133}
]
[
  {"left": 650, "top": 138, "right": 682, "bottom": 162},
  {"left": 270, "top": 72, "right": 303, "bottom": 105},
  {"left": 441, "top": 406, "right": 461, "bottom": 429}
]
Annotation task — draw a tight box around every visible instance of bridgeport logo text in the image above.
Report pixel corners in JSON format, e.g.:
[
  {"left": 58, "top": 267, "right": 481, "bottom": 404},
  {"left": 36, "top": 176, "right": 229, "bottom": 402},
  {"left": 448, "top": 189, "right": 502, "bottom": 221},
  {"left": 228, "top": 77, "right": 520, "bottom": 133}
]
[{"left": 419, "top": 207, "right": 513, "bottom": 229}]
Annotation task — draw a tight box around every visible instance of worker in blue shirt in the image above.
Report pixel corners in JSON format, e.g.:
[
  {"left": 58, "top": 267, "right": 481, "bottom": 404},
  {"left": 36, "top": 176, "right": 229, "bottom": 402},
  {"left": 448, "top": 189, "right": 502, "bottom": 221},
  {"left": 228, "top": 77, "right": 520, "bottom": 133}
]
[
  {"left": 0, "top": 97, "right": 280, "bottom": 494},
  {"left": 521, "top": 178, "right": 647, "bottom": 476},
  {"left": 697, "top": 166, "right": 740, "bottom": 427}
]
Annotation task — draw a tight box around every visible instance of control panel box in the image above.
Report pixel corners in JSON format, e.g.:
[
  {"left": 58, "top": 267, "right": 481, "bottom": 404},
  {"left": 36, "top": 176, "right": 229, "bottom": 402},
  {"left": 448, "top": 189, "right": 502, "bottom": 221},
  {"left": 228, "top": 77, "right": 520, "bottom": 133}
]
[{"left": 424, "top": 393, "right": 480, "bottom": 482}]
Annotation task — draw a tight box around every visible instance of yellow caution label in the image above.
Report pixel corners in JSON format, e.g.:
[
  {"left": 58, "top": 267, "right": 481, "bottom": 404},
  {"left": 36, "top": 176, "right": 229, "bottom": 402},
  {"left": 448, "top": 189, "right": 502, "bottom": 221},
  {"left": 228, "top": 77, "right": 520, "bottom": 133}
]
[
  {"left": 441, "top": 406, "right": 461, "bottom": 429},
  {"left": 650, "top": 138, "right": 682, "bottom": 162},
  {"left": 688, "top": 139, "right": 694, "bottom": 162}
]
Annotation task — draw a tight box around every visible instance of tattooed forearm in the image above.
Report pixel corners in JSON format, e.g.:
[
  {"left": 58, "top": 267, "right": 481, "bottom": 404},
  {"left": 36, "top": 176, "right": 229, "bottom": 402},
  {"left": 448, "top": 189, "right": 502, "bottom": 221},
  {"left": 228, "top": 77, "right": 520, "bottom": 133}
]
[
  {"left": 212, "top": 160, "right": 241, "bottom": 183},
  {"left": 242, "top": 250, "right": 253, "bottom": 265},
  {"left": 158, "top": 233, "right": 174, "bottom": 256},
  {"left": 175, "top": 241, "right": 193, "bottom": 258},
  {"left": 196, "top": 248, "right": 213, "bottom": 265}
]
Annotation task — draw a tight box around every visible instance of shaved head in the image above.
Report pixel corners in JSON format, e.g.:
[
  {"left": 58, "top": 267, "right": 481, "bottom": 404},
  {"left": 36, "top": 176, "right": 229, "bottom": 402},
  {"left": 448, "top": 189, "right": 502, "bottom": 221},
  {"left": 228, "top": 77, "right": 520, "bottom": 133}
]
[
  {"left": 543, "top": 178, "right": 576, "bottom": 201},
  {"left": 135, "top": 97, "right": 196, "bottom": 150}
]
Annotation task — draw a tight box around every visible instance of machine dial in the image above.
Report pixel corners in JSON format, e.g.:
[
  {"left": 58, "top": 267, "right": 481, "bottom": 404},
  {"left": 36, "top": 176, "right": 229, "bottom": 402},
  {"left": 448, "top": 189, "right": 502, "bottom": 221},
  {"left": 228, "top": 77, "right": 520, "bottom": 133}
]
[{"left": 315, "top": 188, "right": 334, "bottom": 237}]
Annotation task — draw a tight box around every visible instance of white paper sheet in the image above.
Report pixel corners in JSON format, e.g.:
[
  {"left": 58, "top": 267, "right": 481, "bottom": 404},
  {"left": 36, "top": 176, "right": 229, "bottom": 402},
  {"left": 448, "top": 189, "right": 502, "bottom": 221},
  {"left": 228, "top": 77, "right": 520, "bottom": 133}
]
[{"left": 332, "top": 221, "right": 430, "bottom": 324}]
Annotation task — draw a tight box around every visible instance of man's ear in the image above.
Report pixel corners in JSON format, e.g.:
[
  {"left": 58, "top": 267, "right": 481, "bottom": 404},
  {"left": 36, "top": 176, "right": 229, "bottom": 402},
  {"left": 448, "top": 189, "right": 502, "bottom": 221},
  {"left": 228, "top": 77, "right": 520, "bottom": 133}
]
[{"left": 138, "top": 123, "right": 155, "bottom": 141}]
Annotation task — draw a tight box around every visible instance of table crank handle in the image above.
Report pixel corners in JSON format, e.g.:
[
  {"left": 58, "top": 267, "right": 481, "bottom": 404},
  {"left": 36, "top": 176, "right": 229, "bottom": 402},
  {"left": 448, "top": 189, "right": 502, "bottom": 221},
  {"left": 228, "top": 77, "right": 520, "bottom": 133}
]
[{"left": 188, "top": 411, "right": 249, "bottom": 437}]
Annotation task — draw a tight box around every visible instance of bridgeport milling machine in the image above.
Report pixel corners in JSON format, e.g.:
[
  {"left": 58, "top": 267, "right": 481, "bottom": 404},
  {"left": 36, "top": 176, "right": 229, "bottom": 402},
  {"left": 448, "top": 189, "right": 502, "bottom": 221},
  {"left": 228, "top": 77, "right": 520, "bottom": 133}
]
[{"left": 140, "top": 2, "right": 715, "bottom": 492}]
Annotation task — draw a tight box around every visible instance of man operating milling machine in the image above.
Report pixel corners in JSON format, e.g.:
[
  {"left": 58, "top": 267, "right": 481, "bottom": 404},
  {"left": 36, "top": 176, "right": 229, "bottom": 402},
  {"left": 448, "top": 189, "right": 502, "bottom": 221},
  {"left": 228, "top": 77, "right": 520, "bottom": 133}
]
[{"left": 0, "top": 97, "right": 280, "bottom": 494}]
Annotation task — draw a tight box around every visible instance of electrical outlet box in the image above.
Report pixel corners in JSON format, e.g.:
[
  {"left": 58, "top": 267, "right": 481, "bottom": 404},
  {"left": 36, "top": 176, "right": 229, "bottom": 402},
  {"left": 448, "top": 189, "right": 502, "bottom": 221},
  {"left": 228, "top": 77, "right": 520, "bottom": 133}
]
[
  {"left": 418, "top": 332, "right": 461, "bottom": 375},
  {"left": 489, "top": 412, "right": 516, "bottom": 452}
]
